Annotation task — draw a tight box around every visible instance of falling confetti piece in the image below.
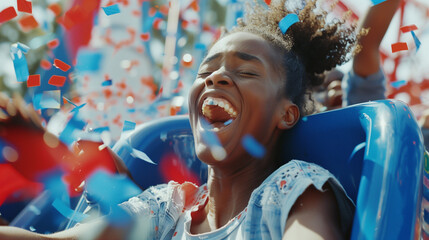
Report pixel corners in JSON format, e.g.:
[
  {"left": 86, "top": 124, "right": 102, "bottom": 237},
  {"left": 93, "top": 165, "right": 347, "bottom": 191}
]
[
  {"left": 400, "top": 24, "right": 418, "bottom": 33},
  {"left": 241, "top": 134, "right": 266, "bottom": 158},
  {"left": 391, "top": 80, "right": 407, "bottom": 89},
  {"left": 279, "top": 13, "right": 299, "bottom": 34},
  {"left": 10, "top": 44, "right": 29, "bottom": 82},
  {"left": 123, "top": 120, "right": 136, "bottom": 132},
  {"left": 0, "top": 7, "right": 17, "bottom": 24},
  {"left": 411, "top": 31, "right": 421, "bottom": 51},
  {"left": 48, "top": 75, "right": 67, "bottom": 87},
  {"left": 40, "top": 59, "right": 52, "bottom": 70},
  {"left": 47, "top": 39, "right": 60, "bottom": 49},
  {"left": 33, "top": 90, "right": 61, "bottom": 110},
  {"left": 17, "top": 0, "right": 32, "bottom": 13},
  {"left": 76, "top": 50, "right": 102, "bottom": 73},
  {"left": 102, "top": 79, "right": 112, "bottom": 86},
  {"left": 18, "top": 15, "right": 39, "bottom": 32},
  {"left": 27, "top": 74, "right": 41, "bottom": 87},
  {"left": 52, "top": 198, "right": 88, "bottom": 222},
  {"left": 102, "top": 4, "right": 121, "bottom": 16},
  {"left": 264, "top": 0, "right": 271, "bottom": 5},
  {"left": 48, "top": 3, "right": 62, "bottom": 16},
  {"left": 53, "top": 59, "right": 71, "bottom": 72},
  {"left": 391, "top": 42, "right": 408, "bottom": 53},
  {"left": 140, "top": 33, "right": 150, "bottom": 41},
  {"left": 371, "top": 0, "right": 386, "bottom": 5}
]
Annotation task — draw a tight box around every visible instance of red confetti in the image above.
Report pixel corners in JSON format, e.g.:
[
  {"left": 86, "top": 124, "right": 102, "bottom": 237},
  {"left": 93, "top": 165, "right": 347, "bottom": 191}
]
[
  {"left": 391, "top": 42, "right": 408, "bottom": 53},
  {"left": 189, "top": 0, "right": 199, "bottom": 11},
  {"left": 0, "top": 7, "right": 18, "bottom": 24},
  {"left": 40, "top": 59, "right": 52, "bottom": 70},
  {"left": 264, "top": 0, "right": 271, "bottom": 5},
  {"left": 53, "top": 59, "right": 71, "bottom": 72},
  {"left": 47, "top": 38, "right": 60, "bottom": 49},
  {"left": 48, "top": 75, "right": 67, "bottom": 87},
  {"left": 17, "top": 0, "right": 32, "bottom": 14},
  {"left": 140, "top": 33, "right": 150, "bottom": 41},
  {"left": 27, "top": 74, "right": 41, "bottom": 87},
  {"left": 48, "top": 3, "right": 62, "bottom": 16},
  {"left": 400, "top": 24, "right": 418, "bottom": 33},
  {"left": 18, "top": 15, "right": 39, "bottom": 32}
]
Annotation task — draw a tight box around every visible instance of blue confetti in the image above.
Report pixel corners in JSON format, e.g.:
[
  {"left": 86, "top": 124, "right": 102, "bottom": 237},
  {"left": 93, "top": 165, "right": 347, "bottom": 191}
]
[
  {"left": 52, "top": 199, "right": 88, "bottom": 223},
  {"left": 16, "top": 42, "right": 30, "bottom": 53},
  {"left": 70, "top": 103, "right": 86, "bottom": 113},
  {"left": 279, "top": 13, "right": 299, "bottom": 34},
  {"left": 59, "top": 112, "right": 86, "bottom": 146},
  {"left": 33, "top": 90, "right": 61, "bottom": 110},
  {"left": 76, "top": 49, "right": 102, "bottom": 73},
  {"left": 224, "top": 119, "right": 233, "bottom": 126},
  {"left": 102, "top": 79, "right": 112, "bottom": 86},
  {"left": 371, "top": 0, "right": 386, "bottom": 5},
  {"left": 10, "top": 44, "right": 29, "bottom": 82},
  {"left": 391, "top": 80, "right": 407, "bottom": 89},
  {"left": 241, "top": 134, "right": 266, "bottom": 158},
  {"left": 102, "top": 4, "right": 121, "bottom": 16},
  {"left": 85, "top": 170, "right": 141, "bottom": 225},
  {"left": 411, "top": 31, "right": 421, "bottom": 52},
  {"left": 123, "top": 120, "right": 136, "bottom": 132}
]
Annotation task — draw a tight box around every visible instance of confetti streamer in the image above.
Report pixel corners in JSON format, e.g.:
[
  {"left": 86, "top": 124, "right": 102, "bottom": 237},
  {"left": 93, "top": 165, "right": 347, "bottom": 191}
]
[
  {"left": 391, "top": 42, "right": 408, "bottom": 53},
  {"left": 391, "top": 80, "right": 407, "bottom": 89},
  {"left": 63, "top": 97, "right": 86, "bottom": 113},
  {"left": 241, "top": 134, "right": 266, "bottom": 158},
  {"left": 53, "top": 59, "right": 71, "bottom": 72},
  {"left": 17, "top": 0, "right": 32, "bottom": 13},
  {"left": 0, "top": 7, "right": 17, "bottom": 24},
  {"left": 27, "top": 74, "right": 41, "bottom": 87},
  {"left": 279, "top": 13, "right": 299, "bottom": 34},
  {"left": 411, "top": 31, "right": 421, "bottom": 51},
  {"left": 371, "top": 0, "right": 386, "bottom": 5},
  {"left": 48, "top": 75, "right": 67, "bottom": 87},
  {"left": 10, "top": 44, "right": 29, "bottom": 82},
  {"left": 102, "top": 4, "right": 121, "bottom": 16},
  {"left": 102, "top": 79, "right": 112, "bottom": 86},
  {"left": 47, "top": 39, "right": 60, "bottom": 49},
  {"left": 52, "top": 198, "right": 88, "bottom": 222},
  {"left": 18, "top": 15, "right": 39, "bottom": 32},
  {"left": 33, "top": 90, "right": 61, "bottom": 110},
  {"left": 400, "top": 24, "right": 418, "bottom": 33},
  {"left": 122, "top": 120, "right": 136, "bottom": 132}
]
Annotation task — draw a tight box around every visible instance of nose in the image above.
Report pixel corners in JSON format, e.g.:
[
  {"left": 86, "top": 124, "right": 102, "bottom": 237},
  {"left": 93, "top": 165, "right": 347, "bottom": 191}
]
[{"left": 205, "top": 68, "right": 233, "bottom": 87}]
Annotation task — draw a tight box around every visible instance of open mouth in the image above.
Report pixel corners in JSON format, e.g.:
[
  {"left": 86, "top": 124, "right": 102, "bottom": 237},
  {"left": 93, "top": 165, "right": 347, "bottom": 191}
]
[{"left": 200, "top": 96, "right": 237, "bottom": 130}]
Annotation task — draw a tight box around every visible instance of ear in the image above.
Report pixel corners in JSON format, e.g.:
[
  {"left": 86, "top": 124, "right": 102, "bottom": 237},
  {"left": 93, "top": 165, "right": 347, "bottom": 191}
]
[{"left": 277, "top": 100, "right": 300, "bottom": 130}]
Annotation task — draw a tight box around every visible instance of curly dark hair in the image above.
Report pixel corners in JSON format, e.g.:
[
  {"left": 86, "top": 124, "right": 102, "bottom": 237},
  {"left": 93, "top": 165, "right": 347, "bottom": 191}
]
[{"left": 229, "top": 0, "right": 359, "bottom": 115}]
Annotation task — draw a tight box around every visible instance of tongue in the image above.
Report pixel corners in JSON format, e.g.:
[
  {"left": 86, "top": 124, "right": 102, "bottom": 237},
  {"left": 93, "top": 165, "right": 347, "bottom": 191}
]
[{"left": 204, "top": 105, "right": 231, "bottom": 123}]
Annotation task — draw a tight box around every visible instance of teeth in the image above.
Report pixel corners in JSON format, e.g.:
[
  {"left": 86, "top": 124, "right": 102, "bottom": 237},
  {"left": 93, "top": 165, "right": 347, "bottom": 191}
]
[{"left": 202, "top": 97, "right": 238, "bottom": 120}]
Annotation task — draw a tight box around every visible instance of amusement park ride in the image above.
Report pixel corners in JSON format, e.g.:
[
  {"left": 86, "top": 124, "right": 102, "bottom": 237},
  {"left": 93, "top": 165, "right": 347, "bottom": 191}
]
[{"left": 0, "top": 0, "right": 428, "bottom": 239}]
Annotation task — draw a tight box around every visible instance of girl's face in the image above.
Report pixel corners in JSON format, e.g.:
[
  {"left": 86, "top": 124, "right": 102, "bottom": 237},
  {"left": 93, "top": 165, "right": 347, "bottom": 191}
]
[{"left": 188, "top": 32, "right": 299, "bottom": 165}]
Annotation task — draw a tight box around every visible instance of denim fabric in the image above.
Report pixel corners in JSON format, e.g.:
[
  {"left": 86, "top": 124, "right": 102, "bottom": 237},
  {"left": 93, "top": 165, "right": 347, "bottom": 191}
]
[{"left": 120, "top": 160, "right": 355, "bottom": 240}]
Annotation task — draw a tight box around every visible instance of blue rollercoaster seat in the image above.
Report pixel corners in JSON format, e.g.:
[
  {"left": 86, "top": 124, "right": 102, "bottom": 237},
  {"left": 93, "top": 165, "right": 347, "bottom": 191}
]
[{"left": 111, "top": 99, "right": 425, "bottom": 240}]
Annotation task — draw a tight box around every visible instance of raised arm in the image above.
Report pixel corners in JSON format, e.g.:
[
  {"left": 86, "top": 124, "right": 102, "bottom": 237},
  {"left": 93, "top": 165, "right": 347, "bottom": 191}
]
[{"left": 353, "top": 0, "right": 401, "bottom": 77}]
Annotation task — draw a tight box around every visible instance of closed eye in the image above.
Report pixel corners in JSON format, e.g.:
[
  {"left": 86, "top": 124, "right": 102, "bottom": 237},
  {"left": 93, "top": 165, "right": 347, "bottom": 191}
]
[
  {"left": 197, "top": 72, "right": 212, "bottom": 78},
  {"left": 239, "top": 72, "right": 259, "bottom": 77}
]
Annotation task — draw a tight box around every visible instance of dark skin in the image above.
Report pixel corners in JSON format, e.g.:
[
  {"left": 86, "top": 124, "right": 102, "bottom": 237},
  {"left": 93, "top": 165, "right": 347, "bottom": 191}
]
[{"left": 0, "top": 32, "right": 342, "bottom": 240}]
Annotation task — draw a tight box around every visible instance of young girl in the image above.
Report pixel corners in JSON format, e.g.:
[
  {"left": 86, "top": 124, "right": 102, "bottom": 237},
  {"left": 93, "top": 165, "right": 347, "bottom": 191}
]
[{"left": 0, "top": 0, "right": 359, "bottom": 239}]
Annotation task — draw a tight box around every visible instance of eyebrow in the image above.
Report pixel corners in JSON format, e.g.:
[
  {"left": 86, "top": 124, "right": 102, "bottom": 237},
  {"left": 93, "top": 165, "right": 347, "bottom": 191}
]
[{"left": 201, "top": 51, "right": 263, "bottom": 66}]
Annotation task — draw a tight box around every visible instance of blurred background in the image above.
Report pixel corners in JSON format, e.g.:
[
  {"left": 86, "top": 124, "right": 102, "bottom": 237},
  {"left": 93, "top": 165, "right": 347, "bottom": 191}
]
[{"left": 0, "top": 0, "right": 428, "bottom": 143}]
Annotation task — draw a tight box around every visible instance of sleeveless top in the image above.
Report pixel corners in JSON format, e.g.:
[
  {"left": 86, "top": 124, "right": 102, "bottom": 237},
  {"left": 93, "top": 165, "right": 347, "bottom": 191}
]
[{"left": 120, "top": 160, "right": 355, "bottom": 239}]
